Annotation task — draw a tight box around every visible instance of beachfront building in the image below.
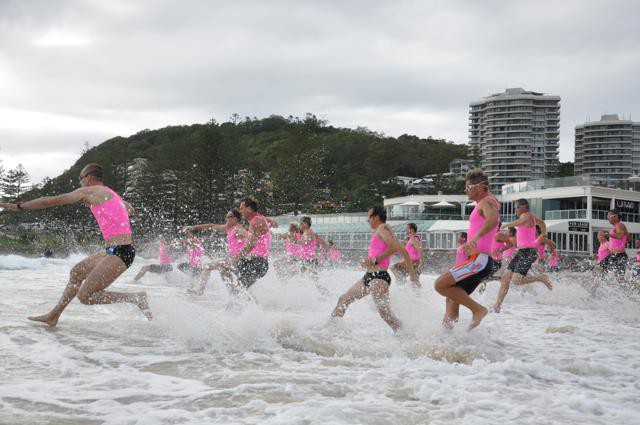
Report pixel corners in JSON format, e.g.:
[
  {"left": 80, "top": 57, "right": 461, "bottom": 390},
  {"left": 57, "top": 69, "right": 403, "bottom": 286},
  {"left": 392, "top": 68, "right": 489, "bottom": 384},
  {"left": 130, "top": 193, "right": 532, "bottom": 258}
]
[
  {"left": 469, "top": 88, "right": 560, "bottom": 192},
  {"left": 574, "top": 114, "right": 640, "bottom": 187},
  {"left": 449, "top": 158, "right": 469, "bottom": 180}
]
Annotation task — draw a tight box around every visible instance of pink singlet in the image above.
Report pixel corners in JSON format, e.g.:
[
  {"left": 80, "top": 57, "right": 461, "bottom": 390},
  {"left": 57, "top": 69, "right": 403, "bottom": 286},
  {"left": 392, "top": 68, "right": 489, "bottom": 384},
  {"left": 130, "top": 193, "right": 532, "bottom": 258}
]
[
  {"left": 187, "top": 241, "right": 203, "bottom": 268},
  {"left": 548, "top": 251, "right": 559, "bottom": 268},
  {"left": 249, "top": 214, "right": 271, "bottom": 257},
  {"left": 299, "top": 233, "right": 318, "bottom": 260},
  {"left": 468, "top": 196, "right": 500, "bottom": 254},
  {"left": 89, "top": 186, "right": 132, "bottom": 240},
  {"left": 503, "top": 240, "right": 516, "bottom": 258},
  {"left": 492, "top": 239, "right": 504, "bottom": 261},
  {"left": 226, "top": 224, "right": 245, "bottom": 256},
  {"left": 609, "top": 226, "right": 628, "bottom": 252},
  {"left": 158, "top": 242, "right": 172, "bottom": 265},
  {"left": 535, "top": 236, "right": 546, "bottom": 259},
  {"left": 369, "top": 232, "right": 390, "bottom": 268},
  {"left": 455, "top": 246, "right": 468, "bottom": 267},
  {"left": 596, "top": 242, "right": 609, "bottom": 262},
  {"left": 516, "top": 216, "right": 537, "bottom": 249},
  {"left": 405, "top": 235, "right": 421, "bottom": 261},
  {"left": 329, "top": 248, "right": 342, "bottom": 262}
]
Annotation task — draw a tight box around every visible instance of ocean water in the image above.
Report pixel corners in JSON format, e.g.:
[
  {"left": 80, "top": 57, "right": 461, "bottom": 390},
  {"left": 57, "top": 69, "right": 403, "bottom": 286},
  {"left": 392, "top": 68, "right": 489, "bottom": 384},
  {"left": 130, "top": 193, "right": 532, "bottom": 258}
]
[{"left": 1, "top": 253, "right": 639, "bottom": 425}]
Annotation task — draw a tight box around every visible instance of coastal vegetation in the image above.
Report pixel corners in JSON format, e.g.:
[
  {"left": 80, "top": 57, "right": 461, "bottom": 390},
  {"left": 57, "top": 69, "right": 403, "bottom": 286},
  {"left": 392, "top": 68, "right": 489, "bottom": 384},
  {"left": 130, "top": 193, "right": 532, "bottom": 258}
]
[{"left": 2, "top": 114, "right": 467, "bottom": 239}]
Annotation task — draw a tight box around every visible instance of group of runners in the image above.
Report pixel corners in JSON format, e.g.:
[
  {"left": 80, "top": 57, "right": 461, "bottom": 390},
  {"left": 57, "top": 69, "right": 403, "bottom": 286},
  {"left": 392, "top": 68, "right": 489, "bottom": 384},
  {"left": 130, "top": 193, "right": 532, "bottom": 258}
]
[{"left": 0, "top": 163, "right": 634, "bottom": 332}]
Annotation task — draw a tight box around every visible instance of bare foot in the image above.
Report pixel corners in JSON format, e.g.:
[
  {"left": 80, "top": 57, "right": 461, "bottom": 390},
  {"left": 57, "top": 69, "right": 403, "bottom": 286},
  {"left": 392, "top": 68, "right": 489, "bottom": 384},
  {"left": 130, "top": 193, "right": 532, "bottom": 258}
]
[
  {"left": 468, "top": 306, "right": 488, "bottom": 331},
  {"left": 442, "top": 316, "right": 458, "bottom": 330},
  {"left": 136, "top": 292, "right": 153, "bottom": 320},
  {"left": 28, "top": 313, "right": 59, "bottom": 327},
  {"left": 540, "top": 275, "right": 553, "bottom": 290},
  {"left": 492, "top": 304, "right": 501, "bottom": 313}
]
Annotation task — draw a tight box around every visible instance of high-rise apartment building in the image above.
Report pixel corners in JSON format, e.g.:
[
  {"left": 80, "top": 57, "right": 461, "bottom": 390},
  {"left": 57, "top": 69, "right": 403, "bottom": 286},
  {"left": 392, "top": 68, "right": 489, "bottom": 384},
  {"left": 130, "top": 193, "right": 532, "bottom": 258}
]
[
  {"left": 469, "top": 88, "right": 560, "bottom": 192},
  {"left": 574, "top": 114, "right": 640, "bottom": 187}
]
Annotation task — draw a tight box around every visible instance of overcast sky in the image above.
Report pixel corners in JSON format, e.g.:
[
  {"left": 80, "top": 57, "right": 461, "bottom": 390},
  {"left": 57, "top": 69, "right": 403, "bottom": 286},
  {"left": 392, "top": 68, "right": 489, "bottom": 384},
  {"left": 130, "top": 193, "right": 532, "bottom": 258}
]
[{"left": 1, "top": 0, "right": 639, "bottom": 182}]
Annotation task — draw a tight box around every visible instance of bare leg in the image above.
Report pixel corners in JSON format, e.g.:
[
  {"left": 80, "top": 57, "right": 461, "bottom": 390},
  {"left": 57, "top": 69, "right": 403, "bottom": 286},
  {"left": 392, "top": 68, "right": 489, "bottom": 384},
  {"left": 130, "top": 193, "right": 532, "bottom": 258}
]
[
  {"left": 134, "top": 265, "right": 151, "bottom": 281},
  {"left": 493, "top": 270, "right": 513, "bottom": 313},
  {"left": 512, "top": 272, "right": 552, "bottom": 289},
  {"left": 189, "top": 261, "right": 217, "bottom": 295},
  {"left": 390, "top": 263, "right": 406, "bottom": 284},
  {"left": 28, "top": 253, "right": 105, "bottom": 327},
  {"left": 442, "top": 298, "right": 460, "bottom": 329},
  {"left": 435, "top": 272, "right": 487, "bottom": 331},
  {"left": 331, "top": 280, "right": 369, "bottom": 318},
  {"left": 370, "top": 279, "right": 401, "bottom": 332},
  {"left": 75, "top": 255, "right": 152, "bottom": 320}
]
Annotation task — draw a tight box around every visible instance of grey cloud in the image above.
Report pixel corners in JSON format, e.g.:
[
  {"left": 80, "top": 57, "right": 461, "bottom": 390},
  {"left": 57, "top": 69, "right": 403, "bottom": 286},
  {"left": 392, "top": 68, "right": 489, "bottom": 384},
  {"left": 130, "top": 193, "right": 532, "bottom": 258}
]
[{"left": 1, "top": 0, "right": 640, "bottom": 172}]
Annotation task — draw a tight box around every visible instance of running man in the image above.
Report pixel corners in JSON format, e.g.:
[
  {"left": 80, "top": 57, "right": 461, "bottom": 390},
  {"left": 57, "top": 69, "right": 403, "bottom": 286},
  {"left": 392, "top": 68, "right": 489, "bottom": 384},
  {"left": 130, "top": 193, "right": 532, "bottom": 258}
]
[
  {"left": 177, "top": 232, "right": 204, "bottom": 277},
  {"left": 0, "top": 163, "right": 150, "bottom": 327},
  {"left": 273, "top": 222, "right": 303, "bottom": 279},
  {"left": 391, "top": 222, "right": 423, "bottom": 287},
  {"left": 331, "top": 206, "right": 420, "bottom": 333},
  {"left": 590, "top": 230, "right": 610, "bottom": 296},
  {"left": 600, "top": 209, "right": 629, "bottom": 282},
  {"left": 493, "top": 199, "right": 552, "bottom": 313},
  {"left": 230, "top": 196, "right": 271, "bottom": 290},
  {"left": 184, "top": 209, "right": 247, "bottom": 295},
  {"left": 434, "top": 169, "right": 499, "bottom": 331},
  {"left": 134, "top": 235, "right": 174, "bottom": 281}
]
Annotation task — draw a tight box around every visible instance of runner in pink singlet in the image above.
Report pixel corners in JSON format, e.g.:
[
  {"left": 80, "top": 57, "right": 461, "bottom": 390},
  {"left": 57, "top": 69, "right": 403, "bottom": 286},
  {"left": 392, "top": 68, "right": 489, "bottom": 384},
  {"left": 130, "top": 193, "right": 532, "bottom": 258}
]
[
  {"left": 134, "top": 235, "right": 175, "bottom": 281},
  {"left": 494, "top": 199, "right": 552, "bottom": 313},
  {"left": 183, "top": 209, "right": 249, "bottom": 295},
  {"left": 391, "top": 223, "right": 424, "bottom": 285},
  {"left": 600, "top": 209, "right": 629, "bottom": 281},
  {"left": 273, "top": 222, "right": 304, "bottom": 279},
  {"left": 435, "top": 169, "right": 500, "bottom": 331},
  {"left": 454, "top": 232, "right": 468, "bottom": 267},
  {"left": 178, "top": 233, "right": 204, "bottom": 276},
  {"left": 0, "top": 163, "right": 151, "bottom": 327},
  {"left": 232, "top": 196, "right": 271, "bottom": 290},
  {"left": 331, "top": 206, "right": 420, "bottom": 333}
]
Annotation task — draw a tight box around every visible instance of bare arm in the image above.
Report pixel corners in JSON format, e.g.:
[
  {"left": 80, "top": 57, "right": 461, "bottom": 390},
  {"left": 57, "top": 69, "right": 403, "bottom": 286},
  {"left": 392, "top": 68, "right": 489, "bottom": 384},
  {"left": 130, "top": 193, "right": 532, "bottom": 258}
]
[
  {"left": 183, "top": 223, "right": 227, "bottom": 233},
  {"left": 534, "top": 216, "right": 547, "bottom": 237},
  {"left": 0, "top": 188, "right": 89, "bottom": 212},
  {"left": 265, "top": 217, "right": 279, "bottom": 228},
  {"left": 502, "top": 212, "right": 531, "bottom": 229},
  {"left": 610, "top": 223, "right": 628, "bottom": 238}
]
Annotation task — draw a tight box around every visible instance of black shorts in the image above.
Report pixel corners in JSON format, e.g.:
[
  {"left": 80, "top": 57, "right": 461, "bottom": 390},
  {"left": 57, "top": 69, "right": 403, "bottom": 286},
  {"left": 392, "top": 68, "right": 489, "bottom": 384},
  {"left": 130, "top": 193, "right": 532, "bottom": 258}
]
[
  {"left": 106, "top": 244, "right": 135, "bottom": 268},
  {"left": 362, "top": 271, "right": 392, "bottom": 287},
  {"left": 177, "top": 262, "right": 201, "bottom": 276},
  {"left": 449, "top": 253, "right": 493, "bottom": 294},
  {"left": 508, "top": 248, "right": 538, "bottom": 276},
  {"left": 237, "top": 257, "right": 269, "bottom": 288},
  {"left": 491, "top": 259, "right": 502, "bottom": 276},
  {"left": 602, "top": 252, "right": 628, "bottom": 277},
  {"left": 149, "top": 264, "right": 173, "bottom": 273}
]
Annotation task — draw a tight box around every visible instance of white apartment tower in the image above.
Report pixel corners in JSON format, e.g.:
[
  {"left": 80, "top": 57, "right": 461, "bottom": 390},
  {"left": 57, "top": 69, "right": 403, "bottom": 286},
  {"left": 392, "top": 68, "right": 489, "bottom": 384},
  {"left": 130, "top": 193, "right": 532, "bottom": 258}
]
[
  {"left": 574, "top": 114, "right": 640, "bottom": 187},
  {"left": 469, "top": 88, "right": 560, "bottom": 192}
]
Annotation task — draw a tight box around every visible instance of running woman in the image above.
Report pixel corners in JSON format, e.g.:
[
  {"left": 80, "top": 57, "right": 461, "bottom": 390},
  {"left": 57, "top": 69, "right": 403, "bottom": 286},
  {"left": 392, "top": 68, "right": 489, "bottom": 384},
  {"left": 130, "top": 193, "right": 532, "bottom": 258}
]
[
  {"left": 331, "top": 206, "right": 420, "bottom": 333},
  {"left": 0, "top": 163, "right": 150, "bottom": 327},
  {"left": 434, "top": 169, "right": 499, "bottom": 331},
  {"left": 493, "top": 199, "right": 552, "bottom": 313}
]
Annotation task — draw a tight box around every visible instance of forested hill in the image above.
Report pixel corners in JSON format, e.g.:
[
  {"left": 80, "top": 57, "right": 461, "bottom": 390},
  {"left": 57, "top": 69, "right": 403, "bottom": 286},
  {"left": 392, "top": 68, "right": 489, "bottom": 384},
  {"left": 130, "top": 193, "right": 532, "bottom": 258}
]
[{"left": 26, "top": 114, "right": 467, "bottom": 236}]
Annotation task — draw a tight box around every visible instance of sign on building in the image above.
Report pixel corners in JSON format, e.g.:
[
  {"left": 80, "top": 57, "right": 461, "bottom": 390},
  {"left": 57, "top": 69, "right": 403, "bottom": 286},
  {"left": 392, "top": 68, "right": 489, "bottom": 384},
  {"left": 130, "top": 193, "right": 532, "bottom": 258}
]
[{"left": 568, "top": 221, "right": 589, "bottom": 232}]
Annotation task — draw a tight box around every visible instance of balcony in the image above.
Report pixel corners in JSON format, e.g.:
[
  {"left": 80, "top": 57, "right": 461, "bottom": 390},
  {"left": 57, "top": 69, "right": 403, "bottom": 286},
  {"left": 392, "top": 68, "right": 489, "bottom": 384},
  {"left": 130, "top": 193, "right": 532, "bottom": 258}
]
[
  {"left": 389, "top": 213, "right": 469, "bottom": 221},
  {"left": 544, "top": 209, "right": 587, "bottom": 220}
]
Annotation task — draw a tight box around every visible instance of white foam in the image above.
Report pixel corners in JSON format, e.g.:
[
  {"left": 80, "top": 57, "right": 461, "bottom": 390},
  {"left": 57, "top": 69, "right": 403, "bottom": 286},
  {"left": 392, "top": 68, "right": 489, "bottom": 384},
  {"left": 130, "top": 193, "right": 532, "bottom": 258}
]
[{"left": 2, "top": 255, "right": 640, "bottom": 424}]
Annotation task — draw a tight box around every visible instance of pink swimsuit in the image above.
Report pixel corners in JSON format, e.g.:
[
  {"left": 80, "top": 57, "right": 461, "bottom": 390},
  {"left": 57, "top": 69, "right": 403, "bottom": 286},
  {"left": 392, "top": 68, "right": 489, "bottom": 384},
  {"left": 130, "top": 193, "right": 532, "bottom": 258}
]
[
  {"left": 548, "top": 251, "right": 559, "bottom": 268},
  {"left": 455, "top": 246, "right": 468, "bottom": 267},
  {"left": 226, "top": 225, "right": 245, "bottom": 256},
  {"left": 535, "top": 236, "right": 546, "bottom": 259},
  {"left": 329, "top": 248, "right": 342, "bottom": 262},
  {"left": 89, "top": 186, "right": 131, "bottom": 240},
  {"left": 299, "top": 232, "right": 318, "bottom": 260},
  {"left": 468, "top": 196, "right": 500, "bottom": 254},
  {"left": 369, "top": 232, "right": 390, "bottom": 269},
  {"left": 516, "top": 216, "right": 537, "bottom": 249},
  {"left": 158, "top": 242, "right": 172, "bottom": 265},
  {"left": 249, "top": 214, "right": 271, "bottom": 257},
  {"left": 187, "top": 241, "right": 203, "bottom": 268},
  {"left": 596, "top": 242, "right": 609, "bottom": 262},
  {"left": 405, "top": 235, "right": 421, "bottom": 261},
  {"left": 503, "top": 240, "right": 516, "bottom": 258},
  {"left": 609, "top": 226, "right": 628, "bottom": 252}
]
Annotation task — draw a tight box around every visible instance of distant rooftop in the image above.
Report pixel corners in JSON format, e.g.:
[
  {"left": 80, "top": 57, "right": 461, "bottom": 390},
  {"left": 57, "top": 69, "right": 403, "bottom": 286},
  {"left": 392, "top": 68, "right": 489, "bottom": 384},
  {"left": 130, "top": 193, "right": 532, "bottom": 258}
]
[{"left": 470, "top": 87, "right": 559, "bottom": 105}]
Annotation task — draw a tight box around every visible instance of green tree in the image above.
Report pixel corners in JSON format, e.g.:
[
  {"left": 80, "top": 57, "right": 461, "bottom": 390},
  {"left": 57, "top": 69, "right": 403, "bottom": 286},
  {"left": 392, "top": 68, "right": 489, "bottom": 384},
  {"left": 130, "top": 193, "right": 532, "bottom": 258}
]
[{"left": 1, "top": 164, "right": 31, "bottom": 202}]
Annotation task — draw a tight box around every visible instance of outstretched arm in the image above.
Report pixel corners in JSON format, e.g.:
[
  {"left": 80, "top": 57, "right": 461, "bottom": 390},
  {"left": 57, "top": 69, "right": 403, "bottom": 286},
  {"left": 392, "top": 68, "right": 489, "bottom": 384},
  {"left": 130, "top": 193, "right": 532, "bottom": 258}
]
[
  {"left": 0, "top": 188, "right": 88, "bottom": 212},
  {"left": 183, "top": 223, "right": 227, "bottom": 233}
]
